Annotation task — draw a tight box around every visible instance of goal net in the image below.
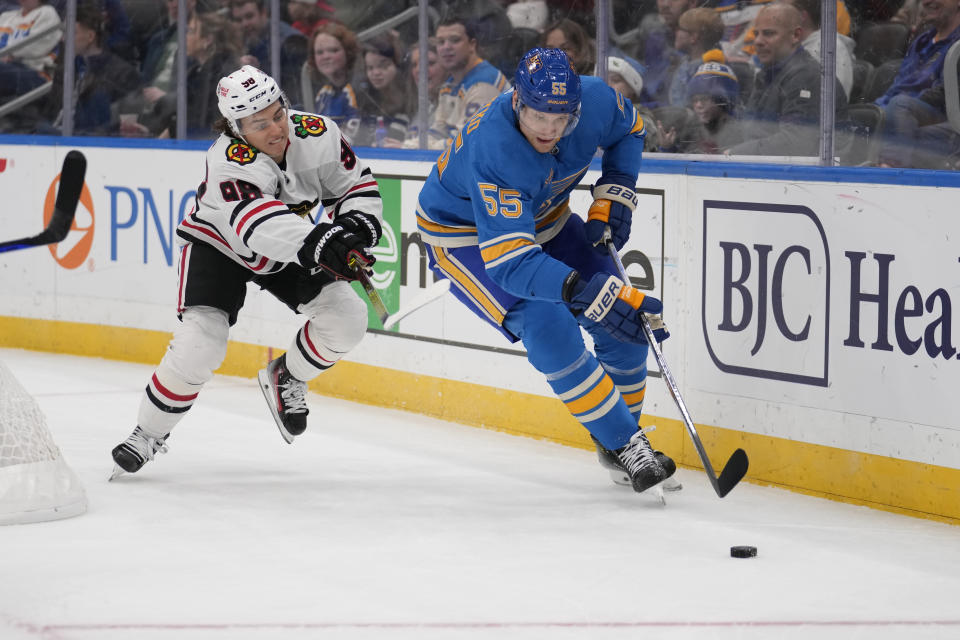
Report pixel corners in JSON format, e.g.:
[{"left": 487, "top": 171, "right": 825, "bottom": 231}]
[{"left": 0, "top": 360, "right": 87, "bottom": 525}]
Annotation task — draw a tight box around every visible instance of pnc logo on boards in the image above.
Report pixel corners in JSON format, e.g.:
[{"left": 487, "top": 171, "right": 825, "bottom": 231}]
[{"left": 44, "top": 165, "right": 95, "bottom": 269}]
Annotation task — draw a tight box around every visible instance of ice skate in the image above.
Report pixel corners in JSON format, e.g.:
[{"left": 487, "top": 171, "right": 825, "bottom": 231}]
[
  {"left": 258, "top": 355, "right": 309, "bottom": 444},
  {"left": 617, "top": 429, "right": 676, "bottom": 493},
  {"left": 109, "top": 426, "right": 169, "bottom": 480},
  {"left": 593, "top": 430, "right": 676, "bottom": 501},
  {"left": 593, "top": 429, "right": 683, "bottom": 493}
]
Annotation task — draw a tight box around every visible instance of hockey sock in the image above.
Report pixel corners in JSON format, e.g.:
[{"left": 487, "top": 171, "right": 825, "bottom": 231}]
[
  {"left": 601, "top": 362, "right": 647, "bottom": 426},
  {"left": 543, "top": 350, "right": 640, "bottom": 451},
  {"left": 592, "top": 330, "right": 649, "bottom": 427},
  {"left": 138, "top": 362, "right": 202, "bottom": 437},
  {"left": 505, "top": 299, "right": 639, "bottom": 450},
  {"left": 284, "top": 320, "right": 342, "bottom": 382}
]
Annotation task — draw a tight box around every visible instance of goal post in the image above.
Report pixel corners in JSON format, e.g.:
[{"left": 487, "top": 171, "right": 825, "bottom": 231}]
[{"left": 0, "top": 360, "right": 87, "bottom": 525}]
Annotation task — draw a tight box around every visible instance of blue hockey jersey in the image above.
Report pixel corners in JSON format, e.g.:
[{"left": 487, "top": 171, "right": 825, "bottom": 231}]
[{"left": 416, "top": 75, "right": 645, "bottom": 303}]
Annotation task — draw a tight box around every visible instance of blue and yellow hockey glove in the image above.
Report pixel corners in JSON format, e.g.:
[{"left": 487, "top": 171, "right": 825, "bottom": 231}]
[
  {"left": 585, "top": 177, "right": 639, "bottom": 251},
  {"left": 562, "top": 271, "right": 669, "bottom": 344}
]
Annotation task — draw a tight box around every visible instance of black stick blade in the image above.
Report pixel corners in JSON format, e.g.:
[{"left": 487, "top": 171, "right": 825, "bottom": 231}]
[
  {"left": 716, "top": 448, "right": 749, "bottom": 498},
  {"left": 48, "top": 150, "right": 87, "bottom": 242},
  {"left": 0, "top": 151, "right": 87, "bottom": 253}
]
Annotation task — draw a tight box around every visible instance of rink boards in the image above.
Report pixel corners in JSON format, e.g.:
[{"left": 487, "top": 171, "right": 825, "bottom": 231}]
[{"left": 0, "top": 139, "right": 958, "bottom": 523}]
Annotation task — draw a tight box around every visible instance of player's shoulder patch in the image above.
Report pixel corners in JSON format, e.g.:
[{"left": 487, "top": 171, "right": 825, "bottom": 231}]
[
  {"left": 291, "top": 113, "right": 327, "bottom": 139},
  {"left": 225, "top": 138, "right": 258, "bottom": 165},
  {"left": 289, "top": 198, "right": 319, "bottom": 218}
]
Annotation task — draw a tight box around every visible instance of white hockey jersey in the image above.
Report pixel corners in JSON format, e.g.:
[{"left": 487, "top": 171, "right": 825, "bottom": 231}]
[{"left": 177, "top": 110, "right": 382, "bottom": 274}]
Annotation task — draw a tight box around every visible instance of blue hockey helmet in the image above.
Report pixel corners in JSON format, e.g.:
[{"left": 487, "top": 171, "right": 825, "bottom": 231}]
[{"left": 514, "top": 47, "right": 581, "bottom": 136}]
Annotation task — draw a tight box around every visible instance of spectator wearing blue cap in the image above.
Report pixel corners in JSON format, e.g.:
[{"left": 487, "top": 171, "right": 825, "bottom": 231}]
[{"left": 686, "top": 53, "right": 745, "bottom": 153}]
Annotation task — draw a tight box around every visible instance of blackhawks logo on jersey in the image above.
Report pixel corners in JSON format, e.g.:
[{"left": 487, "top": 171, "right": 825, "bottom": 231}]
[
  {"left": 292, "top": 113, "right": 327, "bottom": 139},
  {"left": 225, "top": 138, "right": 258, "bottom": 165}
]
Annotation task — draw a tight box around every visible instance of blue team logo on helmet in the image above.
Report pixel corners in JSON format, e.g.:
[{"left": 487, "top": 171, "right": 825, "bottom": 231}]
[{"left": 514, "top": 47, "right": 581, "bottom": 136}]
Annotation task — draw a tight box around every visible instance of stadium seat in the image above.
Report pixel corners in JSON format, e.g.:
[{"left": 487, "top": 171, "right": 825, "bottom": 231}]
[
  {"left": 854, "top": 22, "right": 910, "bottom": 67},
  {"left": 848, "top": 59, "right": 875, "bottom": 104},
  {"left": 861, "top": 58, "right": 902, "bottom": 103},
  {"left": 838, "top": 103, "right": 884, "bottom": 165}
]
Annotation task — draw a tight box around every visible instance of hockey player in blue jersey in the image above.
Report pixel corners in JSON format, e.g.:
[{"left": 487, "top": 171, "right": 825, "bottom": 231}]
[{"left": 416, "top": 47, "right": 676, "bottom": 494}]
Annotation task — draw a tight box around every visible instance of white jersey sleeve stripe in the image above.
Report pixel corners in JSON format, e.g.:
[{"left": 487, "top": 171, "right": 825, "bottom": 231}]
[
  {"left": 179, "top": 217, "right": 231, "bottom": 250},
  {"left": 233, "top": 199, "right": 288, "bottom": 236}
]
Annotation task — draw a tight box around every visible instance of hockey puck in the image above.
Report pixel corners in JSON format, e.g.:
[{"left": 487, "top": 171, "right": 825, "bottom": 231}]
[{"left": 730, "top": 545, "right": 757, "bottom": 558}]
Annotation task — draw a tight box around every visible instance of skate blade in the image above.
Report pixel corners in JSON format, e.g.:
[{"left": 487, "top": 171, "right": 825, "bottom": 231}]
[
  {"left": 662, "top": 476, "right": 683, "bottom": 492},
  {"left": 613, "top": 471, "right": 671, "bottom": 505},
  {"left": 653, "top": 484, "right": 666, "bottom": 505},
  {"left": 612, "top": 470, "right": 682, "bottom": 496},
  {"left": 258, "top": 369, "right": 295, "bottom": 444},
  {"left": 108, "top": 464, "right": 126, "bottom": 481},
  {"left": 641, "top": 477, "right": 673, "bottom": 505}
]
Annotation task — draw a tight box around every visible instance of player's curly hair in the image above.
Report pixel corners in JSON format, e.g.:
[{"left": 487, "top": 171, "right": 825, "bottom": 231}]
[{"left": 212, "top": 116, "right": 235, "bottom": 137}]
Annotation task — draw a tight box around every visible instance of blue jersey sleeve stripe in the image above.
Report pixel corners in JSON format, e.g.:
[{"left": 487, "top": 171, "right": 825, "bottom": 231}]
[
  {"left": 483, "top": 243, "right": 538, "bottom": 269},
  {"left": 479, "top": 232, "right": 536, "bottom": 249}
]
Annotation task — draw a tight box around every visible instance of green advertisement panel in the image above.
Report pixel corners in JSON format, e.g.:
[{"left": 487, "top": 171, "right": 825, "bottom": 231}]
[{"left": 353, "top": 177, "right": 401, "bottom": 328}]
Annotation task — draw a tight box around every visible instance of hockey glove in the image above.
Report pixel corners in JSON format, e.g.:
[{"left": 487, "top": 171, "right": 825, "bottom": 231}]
[
  {"left": 585, "top": 177, "right": 639, "bottom": 251},
  {"left": 336, "top": 210, "right": 382, "bottom": 248},
  {"left": 297, "top": 221, "right": 374, "bottom": 281},
  {"left": 563, "top": 271, "right": 669, "bottom": 344}
]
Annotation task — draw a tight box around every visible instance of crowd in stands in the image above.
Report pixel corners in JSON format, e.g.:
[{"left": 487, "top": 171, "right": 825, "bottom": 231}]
[{"left": 1, "top": 0, "right": 959, "bottom": 169}]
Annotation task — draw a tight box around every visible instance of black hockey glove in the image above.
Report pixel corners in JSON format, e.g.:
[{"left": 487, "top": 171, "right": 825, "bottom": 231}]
[
  {"left": 562, "top": 271, "right": 669, "bottom": 344},
  {"left": 297, "top": 221, "right": 375, "bottom": 281},
  {"left": 336, "top": 210, "right": 382, "bottom": 248}
]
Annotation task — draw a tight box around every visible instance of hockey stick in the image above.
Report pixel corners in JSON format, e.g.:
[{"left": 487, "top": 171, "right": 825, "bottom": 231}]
[
  {"left": 0, "top": 150, "right": 87, "bottom": 254},
  {"left": 606, "top": 240, "right": 749, "bottom": 498},
  {"left": 382, "top": 278, "right": 450, "bottom": 330},
  {"left": 349, "top": 258, "right": 389, "bottom": 325}
]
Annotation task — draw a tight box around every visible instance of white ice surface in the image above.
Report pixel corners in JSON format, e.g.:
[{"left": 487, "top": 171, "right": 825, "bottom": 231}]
[{"left": 1, "top": 348, "right": 959, "bottom": 640}]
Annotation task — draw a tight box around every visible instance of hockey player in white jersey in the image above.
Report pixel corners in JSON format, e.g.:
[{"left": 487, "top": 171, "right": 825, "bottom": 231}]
[{"left": 111, "top": 65, "right": 383, "bottom": 477}]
